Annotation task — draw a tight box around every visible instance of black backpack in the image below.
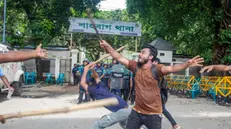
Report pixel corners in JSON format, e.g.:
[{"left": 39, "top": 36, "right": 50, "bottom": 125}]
[{"left": 134, "top": 64, "right": 168, "bottom": 103}]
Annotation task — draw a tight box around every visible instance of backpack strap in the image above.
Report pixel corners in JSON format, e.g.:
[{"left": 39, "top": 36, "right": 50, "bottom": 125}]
[
  {"left": 133, "top": 64, "right": 139, "bottom": 75},
  {"left": 151, "top": 64, "right": 162, "bottom": 88},
  {"left": 151, "top": 64, "right": 159, "bottom": 80}
]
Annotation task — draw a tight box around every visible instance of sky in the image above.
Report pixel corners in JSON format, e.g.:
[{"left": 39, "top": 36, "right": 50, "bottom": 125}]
[{"left": 97, "top": 0, "right": 126, "bottom": 11}]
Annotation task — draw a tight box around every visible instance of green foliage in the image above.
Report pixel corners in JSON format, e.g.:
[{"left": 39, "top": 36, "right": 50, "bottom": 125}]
[
  {"left": 220, "top": 30, "right": 231, "bottom": 44},
  {"left": 3, "top": 0, "right": 231, "bottom": 65},
  {"left": 127, "top": 0, "right": 231, "bottom": 64},
  {"left": 0, "top": 0, "right": 101, "bottom": 46}
]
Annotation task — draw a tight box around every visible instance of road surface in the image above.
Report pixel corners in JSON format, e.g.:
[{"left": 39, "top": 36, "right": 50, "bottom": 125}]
[{"left": 0, "top": 85, "right": 230, "bottom": 129}]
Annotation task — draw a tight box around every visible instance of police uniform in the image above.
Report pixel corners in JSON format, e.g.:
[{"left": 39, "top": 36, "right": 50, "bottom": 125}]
[
  {"left": 121, "top": 68, "right": 131, "bottom": 101},
  {"left": 110, "top": 63, "right": 124, "bottom": 96}
]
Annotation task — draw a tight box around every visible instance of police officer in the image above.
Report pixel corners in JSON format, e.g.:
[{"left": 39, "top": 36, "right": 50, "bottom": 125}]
[
  {"left": 109, "top": 59, "right": 124, "bottom": 96},
  {"left": 102, "top": 63, "right": 110, "bottom": 90},
  {"left": 76, "top": 63, "right": 81, "bottom": 85},
  {"left": 121, "top": 67, "right": 131, "bottom": 101},
  {"left": 78, "top": 59, "right": 92, "bottom": 104},
  {"left": 72, "top": 64, "right": 79, "bottom": 85},
  {"left": 94, "top": 62, "right": 105, "bottom": 79}
]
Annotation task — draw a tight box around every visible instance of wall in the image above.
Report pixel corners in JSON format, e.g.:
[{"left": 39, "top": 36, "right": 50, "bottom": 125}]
[
  {"left": 157, "top": 50, "right": 173, "bottom": 64},
  {"left": 171, "top": 57, "right": 202, "bottom": 77},
  {"left": 171, "top": 57, "right": 189, "bottom": 75},
  {"left": 20, "top": 49, "right": 71, "bottom": 82},
  {"left": 23, "top": 59, "right": 36, "bottom": 72}
]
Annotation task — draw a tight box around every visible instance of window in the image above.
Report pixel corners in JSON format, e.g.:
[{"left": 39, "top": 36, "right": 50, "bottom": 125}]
[
  {"left": 160, "top": 53, "right": 165, "bottom": 56},
  {"left": 40, "top": 60, "right": 50, "bottom": 73}
]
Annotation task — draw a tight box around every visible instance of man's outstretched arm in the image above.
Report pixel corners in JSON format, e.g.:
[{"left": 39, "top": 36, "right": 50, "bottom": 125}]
[
  {"left": 100, "top": 40, "right": 129, "bottom": 67},
  {"left": 161, "top": 55, "right": 204, "bottom": 75},
  {"left": 200, "top": 65, "right": 231, "bottom": 73},
  {"left": 0, "top": 44, "right": 47, "bottom": 63}
]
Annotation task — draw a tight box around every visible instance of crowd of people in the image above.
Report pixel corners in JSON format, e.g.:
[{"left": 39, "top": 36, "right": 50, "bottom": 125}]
[
  {"left": 72, "top": 58, "right": 135, "bottom": 105},
  {"left": 72, "top": 55, "right": 183, "bottom": 129},
  {"left": 71, "top": 39, "right": 227, "bottom": 129},
  {"left": 0, "top": 42, "right": 230, "bottom": 129}
]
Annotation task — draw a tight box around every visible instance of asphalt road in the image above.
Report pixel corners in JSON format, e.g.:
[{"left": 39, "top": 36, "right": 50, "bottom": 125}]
[{"left": 0, "top": 85, "right": 230, "bottom": 129}]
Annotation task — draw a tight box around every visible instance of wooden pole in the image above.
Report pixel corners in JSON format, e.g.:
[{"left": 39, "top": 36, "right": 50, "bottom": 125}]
[
  {"left": 0, "top": 98, "right": 118, "bottom": 124},
  {"left": 94, "top": 45, "right": 126, "bottom": 64}
]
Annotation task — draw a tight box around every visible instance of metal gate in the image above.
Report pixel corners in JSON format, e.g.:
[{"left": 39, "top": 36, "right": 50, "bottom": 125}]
[{"left": 60, "top": 59, "right": 71, "bottom": 82}]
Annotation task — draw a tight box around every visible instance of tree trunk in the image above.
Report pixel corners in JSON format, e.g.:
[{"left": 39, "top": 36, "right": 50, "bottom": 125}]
[
  {"left": 212, "top": 44, "right": 227, "bottom": 64},
  {"left": 212, "top": 0, "right": 231, "bottom": 64}
]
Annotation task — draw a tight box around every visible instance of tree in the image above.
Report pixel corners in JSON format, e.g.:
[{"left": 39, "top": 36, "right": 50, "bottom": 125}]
[
  {"left": 0, "top": 0, "right": 101, "bottom": 46},
  {"left": 127, "top": 0, "right": 231, "bottom": 64}
]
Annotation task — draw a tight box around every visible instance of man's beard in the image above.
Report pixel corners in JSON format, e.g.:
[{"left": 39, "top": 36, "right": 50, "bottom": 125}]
[{"left": 137, "top": 57, "right": 148, "bottom": 66}]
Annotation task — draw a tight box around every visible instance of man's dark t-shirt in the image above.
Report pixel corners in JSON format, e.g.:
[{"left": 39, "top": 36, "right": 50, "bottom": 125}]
[{"left": 88, "top": 81, "right": 128, "bottom": 112}]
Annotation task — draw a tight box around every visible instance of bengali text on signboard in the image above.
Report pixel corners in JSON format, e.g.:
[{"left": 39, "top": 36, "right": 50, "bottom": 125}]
[{"left": 68, "top": 18, "right": 142, "bottom": 37}]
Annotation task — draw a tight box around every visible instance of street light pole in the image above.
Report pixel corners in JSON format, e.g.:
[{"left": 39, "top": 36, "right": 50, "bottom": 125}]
[{"left": 2, "top": 0, "right": 7, "bottom": 44}]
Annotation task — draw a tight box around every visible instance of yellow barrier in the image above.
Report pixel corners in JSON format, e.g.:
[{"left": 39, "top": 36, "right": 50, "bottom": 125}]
[
  {"left": 199, "top": 76, "right": 221, "bottom": 92},
  {"left": 166, "top": 75, "right": 173, "bottom": 88},
  {"left": 215, "top": 76, "right": 231, "bottom": 97},
  {"left": 167, "top": 75, "right": 198, "bottom": 92},
  {"left": 166, "top": 75, "right": 231, "bottom": 98}
]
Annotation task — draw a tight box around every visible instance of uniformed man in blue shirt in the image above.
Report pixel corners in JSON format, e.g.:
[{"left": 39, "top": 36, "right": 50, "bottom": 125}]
[
  {"left": 102, "top": 63, "right": 110, "bottom": 89},
  {"left": 72, "top": 64, "right": 79, "bottom": 85},
  {"left": 77, "top": 59, "right": 92, "bottom": 104},
  {"left": 110, "top": 59, "right": 124, "bottom": 96}
]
